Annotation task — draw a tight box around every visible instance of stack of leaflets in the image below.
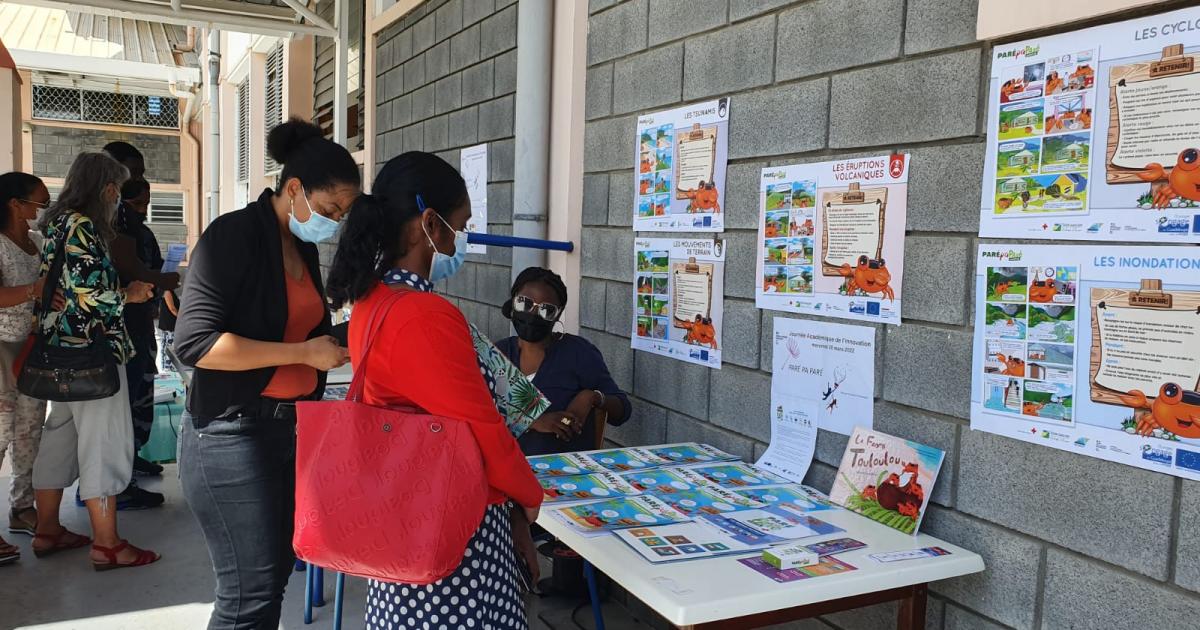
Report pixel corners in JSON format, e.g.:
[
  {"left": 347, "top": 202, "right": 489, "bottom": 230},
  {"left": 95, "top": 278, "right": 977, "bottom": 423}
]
[
  {"left": 540, "top": 472, "right": 642, "bottom": 504},
  {"left": 649, "top": 485, "right": 764, "bottom": 517},
  {"left": 548, "top": 495, "right": 689, "bottom": 537},
  {"left": 528, "top": 453, "right": 602, "bottom": 477},
  {"left": 631, "top": 442, "right": 740, "bottom": 465},
  {"left": 614, "top": 522, "right": 769, "bottom": 563},
  {"left": 620, "top": 468, "right": 705, "bottom": 494},
  {"left": 732, "top": 484, "right": 836, "bottom": 513},
  {"left": 677, "top": 462, "right": 789, "bottom": 488},
  {"left": 580, "top": 447, "right": 666, "bottom": 472},
  {"left": 699, "top": 505, "right": 844, "bottom": 546}
]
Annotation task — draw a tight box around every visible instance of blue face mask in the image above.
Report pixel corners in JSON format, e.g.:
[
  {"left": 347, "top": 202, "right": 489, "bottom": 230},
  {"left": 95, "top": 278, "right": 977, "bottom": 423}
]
[
  {"left": 419, "top": 195, "right": 467, "bottom": 283},
  {"left": 289, "top": 190, "right": 340, "bottom": 243}
]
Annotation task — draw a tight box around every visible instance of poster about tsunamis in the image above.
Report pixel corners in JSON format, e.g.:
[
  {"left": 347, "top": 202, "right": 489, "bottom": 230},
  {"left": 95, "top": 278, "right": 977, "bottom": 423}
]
[
  {"left": 979, "top": 6, "right": 1200, "bottom": 242},
  {"left": 633, "top": 99, "right": 730, "bottom": 232},
  {"left": 632, "top": 238, "right": 725, "bottom": 369},
  {"left": 970, "top": 244, "right": 1200, "bottom": 481},
  {"left": 755, "top": 155, "right": 909, "bottom": 324}
]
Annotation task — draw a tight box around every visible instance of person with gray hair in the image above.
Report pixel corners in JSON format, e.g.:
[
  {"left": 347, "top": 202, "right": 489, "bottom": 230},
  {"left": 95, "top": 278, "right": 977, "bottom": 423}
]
[{"left": 28, "top": 151, "right": 159, "bottom": 570}]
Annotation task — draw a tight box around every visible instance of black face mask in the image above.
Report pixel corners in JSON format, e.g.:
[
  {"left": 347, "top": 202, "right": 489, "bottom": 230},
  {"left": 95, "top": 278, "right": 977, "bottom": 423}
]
[{"left": 512, "top": 311, "right": 555, "bottom": 343}]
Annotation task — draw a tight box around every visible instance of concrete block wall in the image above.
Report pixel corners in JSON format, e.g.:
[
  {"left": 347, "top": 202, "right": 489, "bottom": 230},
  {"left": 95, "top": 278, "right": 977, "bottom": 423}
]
[
  {"left": 582, "top": 1, "right": 1200, "bottom": 628},
  {"left": 371, "top": 0, "right": 518, "bottom": 340},
  {"left": 30, "top": 125, "right": 181, "bottom": 183}
]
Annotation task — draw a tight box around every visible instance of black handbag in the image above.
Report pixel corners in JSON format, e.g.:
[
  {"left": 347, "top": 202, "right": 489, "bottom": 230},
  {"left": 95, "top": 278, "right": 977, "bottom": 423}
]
[{"left": 17, "top": 228, "right": 120, "bottom": 402}]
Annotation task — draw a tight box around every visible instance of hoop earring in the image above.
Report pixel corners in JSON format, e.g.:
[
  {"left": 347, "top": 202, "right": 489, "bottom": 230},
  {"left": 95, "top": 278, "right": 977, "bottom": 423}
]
[{"left": 553, "top": 320, "right": 566, "bottom": 341}]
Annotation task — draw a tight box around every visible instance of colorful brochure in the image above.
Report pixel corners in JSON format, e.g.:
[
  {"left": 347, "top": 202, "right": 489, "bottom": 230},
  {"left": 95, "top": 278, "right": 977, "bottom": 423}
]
[
  {"left": 614, "top": 521, "right": 768, "bottom": 563},
  {"left": 699, "top": 505, "right": 843, "bottom": 546},
  {"left": 738, "top": 555, "right": 857, "bottom": 583},
  {"left": 829, "top": 428, "right": 945, "bottom": 535},
  {"left": 678, "top": 462, "right": 789, "bottom": 488},
  {"left": 732, "top": 484, "right": 836, "bottom": 513},
  {"left": 648, "top": 485, "right": 764, "bottom": 517},
  {"left": 620, "top": 468, "right": 705, "bottom": 494},
  {"left": 527, "top": 453, "right": 602, "bottom": 477},
  {"left": 805, "top": 537, "right": 867, "bottom": 556},
  {"left": 580, "top": 447, "right": 665, "bottom": 473},
  {"left": 549, "top": 495, "right": 689, "bottom": 536},
  {"left": 539, "top": 472, "right": 642, "bottom": 504},
  {"left": 631, "top": 442, "right": 740, "bottom": 466}
]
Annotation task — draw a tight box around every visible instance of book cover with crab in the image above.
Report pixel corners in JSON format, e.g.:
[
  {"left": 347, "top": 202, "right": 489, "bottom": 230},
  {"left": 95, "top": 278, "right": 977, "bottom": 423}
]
[{"left": 829, "top": 428, "right": 945, "bottom": 535}]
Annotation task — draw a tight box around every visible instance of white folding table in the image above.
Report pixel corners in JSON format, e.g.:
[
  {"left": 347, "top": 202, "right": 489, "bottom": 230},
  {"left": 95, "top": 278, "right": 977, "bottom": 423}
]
[{"left": 538, "top": 502, "right": 984, "bottom": 629}]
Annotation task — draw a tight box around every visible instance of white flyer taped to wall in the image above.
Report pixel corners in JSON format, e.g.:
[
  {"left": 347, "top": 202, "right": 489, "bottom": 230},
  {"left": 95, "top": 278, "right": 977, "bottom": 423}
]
[{"left": 460, "top": 143, "right": 488, "bottom": 254}]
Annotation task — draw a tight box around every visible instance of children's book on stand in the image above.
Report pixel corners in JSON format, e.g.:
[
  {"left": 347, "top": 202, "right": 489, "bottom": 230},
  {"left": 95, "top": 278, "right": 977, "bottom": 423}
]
[
  {"left": 829, "top": 427, "right": 945, "bottom": 535},
  {"left": 732, "top": 484, "right": 837, "bottom": 513},
  {"left": 549, "top": 495, "right": 689, "bottom": 536},
  {"left": 527, "top": 453, "right": 603, "bottom": 477},
  {"left": 648, "top": 484, "right": 764, "bottom": 517},
  {"left": 631, "top": 442, "right": 741, "bottom": 465},
  {"left": 540, "top": 472, "right": 643, "bottom": 503},
  {"left": 677, "top": 462, "right": 789, "bottom": 488},
  {"left": 620, "top": 467, "right": 706, "bottom": 494}
]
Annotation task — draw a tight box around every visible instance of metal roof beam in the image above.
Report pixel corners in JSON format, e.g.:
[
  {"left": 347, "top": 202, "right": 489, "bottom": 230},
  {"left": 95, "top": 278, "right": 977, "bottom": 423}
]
[
  {"left": 278, "top": 0, "right": 334, "bottom": 34},
  {"left": 17, "top": 0, "right": 337, "bottom": 37}
]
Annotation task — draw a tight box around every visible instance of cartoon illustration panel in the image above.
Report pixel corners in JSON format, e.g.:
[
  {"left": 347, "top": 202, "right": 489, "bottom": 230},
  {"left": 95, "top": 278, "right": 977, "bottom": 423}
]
[
  {"left": 632, "top": 238, "right": 725, "bottom": 369},
  {"left": 979, "top": 7, "right": 1200, "bottom": 242},
  {"left": 633, "top": 99, "right": 730, "bottom": 232},
  {"left": 971, "top": 244, "right": 1200, "bottom": 481}
]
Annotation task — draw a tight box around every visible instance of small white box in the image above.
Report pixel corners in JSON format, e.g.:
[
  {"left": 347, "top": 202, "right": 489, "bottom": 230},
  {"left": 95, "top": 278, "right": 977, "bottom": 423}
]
[{"left": 762, "top": 545, "right": 819, "bottom": 570}]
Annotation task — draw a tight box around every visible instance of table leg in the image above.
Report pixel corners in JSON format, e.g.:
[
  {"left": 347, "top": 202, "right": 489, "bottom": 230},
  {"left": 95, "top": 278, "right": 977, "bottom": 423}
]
[
  {"left": 303, "top": 564, "right": 314, "bottom": 624},
  {"left": 896, "top": 583, "right": 928, "bottom": 630},
  {"left": 314, "top": 567, "right": 326, "bottom": 607},
  {"left": 583, "top": 560, "right": 606, "bottom": 630},
  {"left": 333, "top": 572, "right": 346, "bottom": 630}
]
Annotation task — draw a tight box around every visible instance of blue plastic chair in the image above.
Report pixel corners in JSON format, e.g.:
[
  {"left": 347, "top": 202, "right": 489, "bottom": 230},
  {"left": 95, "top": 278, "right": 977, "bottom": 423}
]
[{"left": 303, "top": 563, "right": 346, "bottom": 630}]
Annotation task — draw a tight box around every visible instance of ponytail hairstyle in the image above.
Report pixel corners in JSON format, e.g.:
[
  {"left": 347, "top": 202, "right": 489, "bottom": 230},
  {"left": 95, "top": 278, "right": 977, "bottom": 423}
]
[
  {"left": 325, "top": 151, "right": 468, "bottom": 308},
  {"left": 0, "top": 172, "right": 45, "bottom": 231},
  {"left": 267, "top": 118, "right": 361, "bottom": 194}
]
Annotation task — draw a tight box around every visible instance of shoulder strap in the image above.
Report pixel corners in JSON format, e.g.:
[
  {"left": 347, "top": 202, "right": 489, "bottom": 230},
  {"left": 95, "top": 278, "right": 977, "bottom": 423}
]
[
  {"left": 346, "top": 287, "right": 412, "bottom": 402},
  {"left": 36, "top": 228, "right": 69, "bottom": 319}
]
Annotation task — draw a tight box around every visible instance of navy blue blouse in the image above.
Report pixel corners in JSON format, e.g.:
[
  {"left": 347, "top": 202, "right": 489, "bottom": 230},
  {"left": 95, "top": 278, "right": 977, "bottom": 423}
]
[{"left": 496, "top": 334, "right": 631, "bottom": 456}]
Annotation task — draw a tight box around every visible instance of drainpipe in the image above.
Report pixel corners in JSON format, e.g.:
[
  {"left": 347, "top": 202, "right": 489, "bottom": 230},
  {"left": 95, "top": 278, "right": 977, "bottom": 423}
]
[
  {"left": 206, "top": 28, "right": 221, "bottom": 226},
  {"left": 510, "top": 0, "right": 553, "bottom": 283}
]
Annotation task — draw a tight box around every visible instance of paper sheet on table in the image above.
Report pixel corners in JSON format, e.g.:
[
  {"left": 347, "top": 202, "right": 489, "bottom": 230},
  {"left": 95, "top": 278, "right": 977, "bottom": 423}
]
[
  {"left": 1095, "top": 305, "right": 1200, "bottom": 393},
  {"left": 1112, "top": 73, "right": 1200, "bottom": 169},
  {"left": 162, "top": 243, "right": 187, "bottom": 273}
]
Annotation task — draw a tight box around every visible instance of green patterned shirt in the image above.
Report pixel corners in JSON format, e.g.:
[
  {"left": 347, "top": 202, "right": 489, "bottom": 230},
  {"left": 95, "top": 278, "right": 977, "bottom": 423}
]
[{"left": 39, "top": 212, "right": 133, "bottom": 363}]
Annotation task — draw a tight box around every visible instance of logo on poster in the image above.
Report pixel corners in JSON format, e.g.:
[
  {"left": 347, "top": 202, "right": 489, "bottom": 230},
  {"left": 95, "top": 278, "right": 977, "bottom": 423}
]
[
  {"left": 1157, "top": 216, "right": 1189, "bottom": 233},
  {"left": 848, "top": 301, "right": 865, "bottom": 315},
  {"left": 888, "top": 155, "right": 905, "bottom": 179},
  {"left": 1176, "top": 448, "right": 1200, "bottom": 473},
  {"left": 1192, "top": 215, "right": 1200, "bottom": 233},
  {"left": 997, "top": 45, "right": 1040, "bottom": 60},
  {"left": 1141, "top": 444, "right": 1173, "bottom": 466},
  {"left": 1087, "top": 223, "right": 1103, "bottom": 233},
  {"left": 866, "top": 302, "right": 881, "bottom": 316}
]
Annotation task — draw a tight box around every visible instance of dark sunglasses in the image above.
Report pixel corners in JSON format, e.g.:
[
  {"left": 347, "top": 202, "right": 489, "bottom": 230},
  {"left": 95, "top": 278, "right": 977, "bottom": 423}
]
[
  {"left": 857, "top": 255, "right": 886, "bottom": 269},
  {"left": 513, "top": 295, "right": 561, "bottom": 321}
]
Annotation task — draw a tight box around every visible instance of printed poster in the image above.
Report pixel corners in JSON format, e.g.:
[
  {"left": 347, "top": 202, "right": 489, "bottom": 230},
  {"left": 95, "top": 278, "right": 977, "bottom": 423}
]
[
  {"left": 614, "top": 522, "right": 768, "bottom": 563},
  {"left": 971, "top": 244, "right": 1200, "bottom": 481},
  {"left": 755, "top": 156, "right": 909, "bottom": 324},
  {"left": 459, "top": 143, "right": 488, "bottom": 253},
  {"left": 829, "top": 428, "right": 945, "bottom": 535},
  {"left": 632, "top": 238, "right": 725, "bottom": 369},
  {"left": 768, "top": 318, "right": 876, "bottom": 437},
  {"left": 633, "top": 99, "right": 730, "bottom": 232},
  {"left": 979, "top": 7, "right": 1200, "bottom": 242}
]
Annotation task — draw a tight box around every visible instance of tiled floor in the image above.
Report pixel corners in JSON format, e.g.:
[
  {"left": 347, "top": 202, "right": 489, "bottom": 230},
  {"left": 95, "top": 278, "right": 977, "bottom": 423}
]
[{"left": 0, "top": 461, "right": 653, "bottom": 630}]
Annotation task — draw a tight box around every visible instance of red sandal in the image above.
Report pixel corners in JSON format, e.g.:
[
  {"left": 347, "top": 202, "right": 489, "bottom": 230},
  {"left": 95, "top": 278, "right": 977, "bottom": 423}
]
[
  {"left": 91, "top": 540, "right": 161, "bottom": 572},
  {"left": 32, "top": 528, "right": 92, "bottom": 558}
]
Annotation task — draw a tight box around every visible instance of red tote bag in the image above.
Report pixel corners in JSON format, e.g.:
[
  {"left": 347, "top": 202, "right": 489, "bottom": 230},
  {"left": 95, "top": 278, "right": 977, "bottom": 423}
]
[{"left": 293, "top": 289, "right": 489, "bottom": 584}]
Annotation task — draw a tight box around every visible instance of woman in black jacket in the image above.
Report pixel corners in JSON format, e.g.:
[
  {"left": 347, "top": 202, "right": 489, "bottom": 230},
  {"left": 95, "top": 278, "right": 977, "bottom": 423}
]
[{"left": 175, "top": 119, "right": 359, "bottom": 630}]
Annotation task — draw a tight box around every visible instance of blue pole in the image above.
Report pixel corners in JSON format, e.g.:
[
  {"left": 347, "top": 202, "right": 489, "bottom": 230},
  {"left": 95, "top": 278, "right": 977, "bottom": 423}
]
[
  {"left": 314, "top": 567, "right": 326, "bottom": 607},
  {"left": 583, "top": 560, "right": 606, "bottom": 630},
  {"left": 303, "top": 564, "right": 314, "bottom": 624},
  {"left": 466, "top": 232, "right": 574, "bottom": 252},
  {"left": 333, "top": 573, "right": 346, "bottom": 630}
]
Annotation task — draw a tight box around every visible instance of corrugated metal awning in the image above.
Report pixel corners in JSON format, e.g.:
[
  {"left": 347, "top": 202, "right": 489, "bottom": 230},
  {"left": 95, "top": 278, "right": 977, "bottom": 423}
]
[{"left": 0, "top": 2, "right": 198, "bottom": 67}]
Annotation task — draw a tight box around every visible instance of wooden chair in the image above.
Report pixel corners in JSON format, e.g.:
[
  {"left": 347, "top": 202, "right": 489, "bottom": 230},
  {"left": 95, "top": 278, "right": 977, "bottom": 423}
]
[{"left": 592, "top": 409, "right": 608, "bottom": 449}]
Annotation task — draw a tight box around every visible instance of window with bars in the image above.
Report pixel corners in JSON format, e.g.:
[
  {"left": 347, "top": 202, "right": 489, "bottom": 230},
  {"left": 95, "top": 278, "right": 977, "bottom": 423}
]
[
  {"left": 264, "top": 43, "right": 285, "bottom": 173},
  {"left": 149, "top": 192, "right": 185, "bottom": 225},
  {"left": 236, "top": 81, "right": 250, "bottom": 184},
  {"left": 32, "top": 85, "right": 179, "bottom": 129}
]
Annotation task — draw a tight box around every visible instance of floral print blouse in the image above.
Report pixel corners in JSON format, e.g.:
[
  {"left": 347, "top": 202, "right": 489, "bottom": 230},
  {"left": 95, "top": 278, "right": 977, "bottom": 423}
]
[{"left": 39, "top": 212, "right": 133, "bottom": 363}]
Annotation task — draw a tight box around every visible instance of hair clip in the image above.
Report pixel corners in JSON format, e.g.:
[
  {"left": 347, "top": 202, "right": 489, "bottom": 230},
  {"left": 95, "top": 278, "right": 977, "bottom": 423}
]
[{"left": 415, "top": 194, "right": 427, "bottom": 213}]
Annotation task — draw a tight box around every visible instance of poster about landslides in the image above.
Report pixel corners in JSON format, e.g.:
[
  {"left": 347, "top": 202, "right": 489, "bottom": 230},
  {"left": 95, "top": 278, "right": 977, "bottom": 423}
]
[
  {"left": 755, "top": 155, "right": 909, "bottom": 324},
  {"left": 632, "top": 238, "right": 725, "bottom": 369},
  {"left": 970, "top": 244, "right": 1200, "bottom": 481},
  {"left": 633, "top": 99, "right": 730, "bottom": 232},
  {"left": 979, "top": 7, "right": 1200, "bottom": 242}
]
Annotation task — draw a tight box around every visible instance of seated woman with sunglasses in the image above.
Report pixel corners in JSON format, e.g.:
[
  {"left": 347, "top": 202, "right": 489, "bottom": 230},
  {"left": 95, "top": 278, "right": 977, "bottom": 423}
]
[{"left": 496, "top": 268, "right": 631, "bottom": 456}]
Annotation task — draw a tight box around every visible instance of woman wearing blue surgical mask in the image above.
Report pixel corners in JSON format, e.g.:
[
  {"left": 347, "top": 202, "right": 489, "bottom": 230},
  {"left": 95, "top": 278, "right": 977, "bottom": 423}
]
[
  {"left": 174, "top": 118, "right": 359, "bottom": 629},
  {"left": 326, "top": 152, "right": 542, "bottom": 630}
]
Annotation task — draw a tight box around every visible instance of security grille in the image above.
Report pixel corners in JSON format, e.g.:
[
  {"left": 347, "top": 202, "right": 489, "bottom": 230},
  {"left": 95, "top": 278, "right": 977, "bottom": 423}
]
[
  {"left": 149, "top": 192, "right": 185, "bottom": 225},
  {"left": 236, "top": 80, "right": 250, "bottom": 184},
  {"left": 32, "top": 85, "right": 179, "bottom": 129},
  {"left": 264, "top": 43, "right": 285, "bottom": 173}
]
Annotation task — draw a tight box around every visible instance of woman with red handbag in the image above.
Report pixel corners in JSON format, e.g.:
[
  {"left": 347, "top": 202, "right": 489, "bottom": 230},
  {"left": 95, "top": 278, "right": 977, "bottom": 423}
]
[{"left": 325, "top": 152, "right": 543, "bottom": 630}]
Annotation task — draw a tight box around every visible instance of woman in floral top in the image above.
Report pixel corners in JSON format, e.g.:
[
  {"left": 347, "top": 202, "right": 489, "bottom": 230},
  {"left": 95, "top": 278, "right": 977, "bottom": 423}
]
[{"left": 29, "top": 152, "right": 157, "bottom": 571}]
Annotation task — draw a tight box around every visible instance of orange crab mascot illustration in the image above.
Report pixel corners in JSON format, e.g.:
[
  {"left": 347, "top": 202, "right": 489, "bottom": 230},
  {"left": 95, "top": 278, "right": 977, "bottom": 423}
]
[
  {"left": 993, "top": 280, "right": 1011, "bottom": 296},
  {"left": 1136, "top": 148, "right": 1200, "bottom": 209},
  {"left": 1029, "top": 278, "right": 1059, "bottom": 303},
  {"left": 1045, "top": 71, "right": 1064, "bottom": 95},
  {"left": 678, "top": 315, "right": 719, "bottom": 350},
  {"left": 640, "top": 154, "right": 653, "bottom": 174},
  {"left": 839, "top": 255, "right": 894, "bottom": 301},
  {"left": 863, "top": 463, "right": 925, "bottom": 519},
  {"left": 1023, "top": 401, "right": 1044, "bottom": 416},
  {"left": 1119, "top": 383, "right": 1200, "bottom": 439},
  {"left": 681, "top": 181, "right": 721, "bottom": 213},
  {"left": 1000, "top": 78, "right": 1024, "bottom": 101},
  {"left": 996, "top": 353, "right": 1026, "bottom": 377}
]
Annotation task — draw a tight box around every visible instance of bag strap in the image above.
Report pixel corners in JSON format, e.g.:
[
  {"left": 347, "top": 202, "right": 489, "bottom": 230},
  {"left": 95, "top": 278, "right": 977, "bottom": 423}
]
[
  {"left": 346, "top": 287, "right": 411, "bottom": 402},
  {"left": 36, "top": 228, "right": 69, "bottom": 319}
]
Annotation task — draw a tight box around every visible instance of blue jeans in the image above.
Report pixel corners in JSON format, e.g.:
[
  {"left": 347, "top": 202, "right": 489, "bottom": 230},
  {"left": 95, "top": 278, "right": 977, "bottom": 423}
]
[{"left": 179, "top": 412, "right": 297, "bottom": 630}]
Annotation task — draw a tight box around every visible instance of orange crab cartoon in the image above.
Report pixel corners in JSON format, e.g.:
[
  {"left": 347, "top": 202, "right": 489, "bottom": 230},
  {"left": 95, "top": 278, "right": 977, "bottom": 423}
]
[
  {"left": 996, "top": 353, "right": 1026, "bottom": 377},
  {"left": 1069, "top": 64, "right": 1094, "bottom": 89},
  {"left": 1136, "top": 148, "right": 1200, "bottom": 209},
  {"left": 1022, "top": 401, "right": 1044, "bottom": 416},
  {"left": 792, "top": 218, "right": 814, "bottom": 236},
  {"left": 1119, "top": 382, "right": 1200, "bottom": 439},
  {"left": 681, "top": 181, "right": 721, "bottom": 213},
  {"left": 1029, "top": 278, "right": 1059, "bottom": 303},
  {"left": 640, "top": 154, "right": 653, "bottom": 174},
  {"left": 679, "top": 315, "right": 718, "bottom": 349},
  {"left": 993, "top": 280, "right": 1011, "bottom": 296},
  {"left": 1000, "top": 78, "right": 1025, "bottom": 101},
  {"left": 869, "top": 463, "right": 925, "bottom": 519},
  {"left": 838, "top": 255, "right": 894, "bottom": 301},
  {"left": 1045, "top": 71, "right": 1064, "bottom": 95}
]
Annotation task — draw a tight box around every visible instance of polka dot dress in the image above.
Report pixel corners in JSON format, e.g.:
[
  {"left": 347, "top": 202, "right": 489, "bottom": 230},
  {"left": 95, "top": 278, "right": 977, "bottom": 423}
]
[{"left": 364, "top": 504, "right": 528, "bottom": 630}]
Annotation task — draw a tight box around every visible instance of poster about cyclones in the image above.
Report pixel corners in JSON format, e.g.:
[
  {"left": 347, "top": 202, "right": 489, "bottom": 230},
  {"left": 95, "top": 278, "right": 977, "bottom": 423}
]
[
  {"left": 633, "top": 99, "right": 730, "bottom": 232},
  {"left": 755, "top": 155, "right": 909, "bottom": 325},
  {"left": 970, "top": 244, "right": 1200, "bottom": 480},
  {"left": 980, "top": 7, "right": 1200, "bottom": 242},
  {"left": 632, "top": 238, "right": 725, "bottom": 369}
]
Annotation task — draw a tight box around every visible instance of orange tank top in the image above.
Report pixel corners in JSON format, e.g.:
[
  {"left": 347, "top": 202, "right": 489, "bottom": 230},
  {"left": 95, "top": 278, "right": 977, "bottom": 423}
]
[{"left": 261, "top": 266, "right": 323, "bottom": 400}]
